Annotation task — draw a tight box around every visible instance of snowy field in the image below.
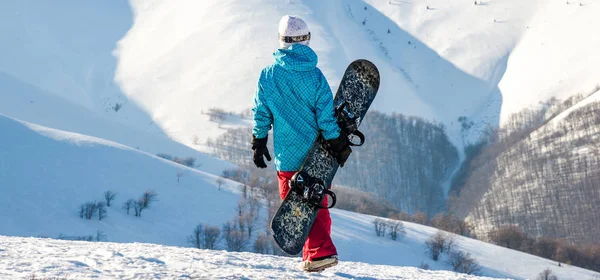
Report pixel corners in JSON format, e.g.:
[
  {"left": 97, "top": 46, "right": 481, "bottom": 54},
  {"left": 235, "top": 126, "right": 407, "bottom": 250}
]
[
  {"left": 1, "top": 115, "right": 599, "bottom": 280},
  {"left": 0, "top": 236, "right": 503, "bottom": 280}
]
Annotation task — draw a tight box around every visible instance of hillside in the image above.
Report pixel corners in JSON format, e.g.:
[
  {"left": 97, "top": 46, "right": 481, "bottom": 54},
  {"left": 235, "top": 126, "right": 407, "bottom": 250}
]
[
  {"left": 450, "top": 92, "right": 600, "bottom": 245},
  {"left": 3, "top": 0, "right": 599, "bottom": 151},
  {"left": 2, "top": 0, "right": 600, "bottom": 277},
  {"left": 1, "top": 115, "right": 600, "bottom": 280}
]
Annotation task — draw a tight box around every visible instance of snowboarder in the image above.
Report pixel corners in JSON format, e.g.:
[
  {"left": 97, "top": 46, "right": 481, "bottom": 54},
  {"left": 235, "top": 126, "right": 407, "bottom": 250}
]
[{"left": 251, "top": 15, "right": 352, "bottom": 272}]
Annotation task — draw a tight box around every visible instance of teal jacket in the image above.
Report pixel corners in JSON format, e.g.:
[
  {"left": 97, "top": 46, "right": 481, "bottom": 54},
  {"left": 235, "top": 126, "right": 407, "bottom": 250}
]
[{"left": 252, "top": 44, "right": 340, "bottom": 171}]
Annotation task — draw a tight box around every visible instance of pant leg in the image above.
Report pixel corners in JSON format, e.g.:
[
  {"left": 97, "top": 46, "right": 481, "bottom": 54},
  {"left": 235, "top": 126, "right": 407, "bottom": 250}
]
[
  {"left": 276, "top": 171, "right": 337, "bottom": 261},
  {"left": 277, "top": 171, "right": 296, "bottom": 200},
  {"left": 302, "top": 195, "right": 337, "bottom": 261}
]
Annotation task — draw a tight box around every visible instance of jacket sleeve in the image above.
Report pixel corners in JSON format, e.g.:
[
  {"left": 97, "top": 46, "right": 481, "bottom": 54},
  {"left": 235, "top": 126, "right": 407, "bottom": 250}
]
[
  {"left": 315, "top": 69, "right": 341, "bottom": 140},
  {"left": 252, "top": 75, "right": 273, "bottom": 139}
]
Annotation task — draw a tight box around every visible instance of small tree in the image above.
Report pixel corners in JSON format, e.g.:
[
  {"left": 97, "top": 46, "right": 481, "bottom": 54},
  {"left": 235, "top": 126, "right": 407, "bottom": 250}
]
[
  {"left": 132, "top": 190, "right": 158, "bottom": 217},
  {"left": 373, "top": 218, "right": 388, "bottom": 237},
  {"left": 412, "top": 211, "right": 429, "bottom": 225},
  {"left": 204, "top": 225, "right": 220, "bottom": 250},
  {"left": 216, "top": 178, "right": 225, "bottom": 190},
  {"left": 533, "top": 238, "right": 558, "bottom": 259},
  {"left": 425, "top": 231, "right": 455, "bottom": 261},
  {"left": 536, "top": 268, "right": 558, "bottom": 280},
  {"left": 140, "top": 190, "right": 158, "bottom": 209},
  {"left": 254, "top": 232, "right": 271, "bottom": 254},
  {"left": 123, "top": 199, "right": 135, "bottom": 215},
  {"left": 223, "top": 219, "right": 248, "bottom": 252},
  {"left": 447, "top": 250, "right": 480, "bottom": 275},
  {"left": 97, "top": 202, "right": 107, "bottom": 221},
  {"left": 188, "top": 224, "right": 204, "bottom": 249},
  {"left": 426, "top": 236, "right": 443, "bottom": 261},
  {"left": 79, "top": 204, "right": 85, "bottom": 219},
  {"left": 104, "top": 191, "right": 117, "bottom": 207},
  {"left": 134, "top": 200, "right": 144, "bottom": 217},
  {"left": 388, "top": 220, "right": 406, "bottom": 241},
  {"left": 82, "top": 201, "right": 98, "bottom": 220},
  {"left": 489, "top": 225, "right": 528, "bottom": 250}
]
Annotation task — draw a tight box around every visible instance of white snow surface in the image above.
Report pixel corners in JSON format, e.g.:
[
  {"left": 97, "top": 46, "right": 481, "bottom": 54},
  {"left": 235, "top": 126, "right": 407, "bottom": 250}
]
[
  {"left": 1, "top": 115, "right": 599, "bottom": 280},
  {"left": 0, "top": 236, "right": 502, "bottom": 280},
  {"left": 1, "top": 1, "right": 600, "bottom": 279}
]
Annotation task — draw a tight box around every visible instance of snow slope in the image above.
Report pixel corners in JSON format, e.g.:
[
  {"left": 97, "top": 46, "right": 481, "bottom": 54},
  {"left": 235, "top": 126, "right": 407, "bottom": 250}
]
[
  {"left": 114, "top": 0, "right": 600, "bottom": 147},
  {"left": 1, "top": 115, "right": 599, "bottom": 280},
  {"left": 0, "top": 0, "right": 236, "bottom": 177},
  {"left": 0, "top": 236, "right": 502, "bottom": 280},
  {"left": 2, "top": 0, "right": 598, "bottom": 152},
  {"left": 0, "top": 114, "right": 243, "bottom": 244}
]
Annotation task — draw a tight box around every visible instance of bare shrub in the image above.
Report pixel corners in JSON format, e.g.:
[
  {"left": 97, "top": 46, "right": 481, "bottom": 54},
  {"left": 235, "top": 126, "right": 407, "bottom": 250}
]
[
  {"left": 123, "top": 199, "right": 135, "bottom": 215},
  {"left": 447, "top": 250, "right": 480, "bottom": 275},
  {"left": 173, "top": 157, "right": 196, "bottom": 168},
  {"left": 133, "top": 190, "right": 158, "bottom": 217},
  {"left": 488, "top": 225, "right": 528, "bottom": 250},
  {"left": 411, "top": 211, "right": 429, "bottom": 225},
  {"left": 97, "top": 202, "right": 107, "bottom": 221},
  {"left": 536, "top": 268, "right": 558, "bottom": 280},
  {"left": 204, "top": 225, "right": 220, "bottom": 250},
  {"left": 80, "top": 201, "right": 98, "bottom": 220},
  {"left": 188, "top": 223, "right": 221, "bottom": 250},
  {"left": 104, "top": 191, "right": 117, "bottom": 207},
  {"left": 216, "top": 178, "right": 225, "bottom": 190},
  {"left": 388, "top": 220, "right": 406, "bottom": 241},
  {"left": 373, "top": 218, "right": 387, "bottom": 237},
  {"left": 188, "top": 224, "right": 204, "bottom": 249},
  {"left": 254, "top": 232, "right": 271, "bottom": 254},
  {"left": 206, "top": 107, "right": 228, "bottom": 122},
  {"left": 333, "top": 187, "right": 404, "bottom": 217},
  {"left": 140, "top": 190, "right": 158, "bottom": 209},
  {"left": 156, "top": 153, "right": 196, "bottom": 167},
  {"left": 133, "top": 200, "right": 144, "bottom": 217},
  {"left": 419, "top": 262, "right": 430, "bottom": 270},
  {"left": 425, "top": 231, "right": 455, "bottom": 261},
  {"left": 425, "top": 235, "right": 444, "bottom": 261},
  {"left": 431, "top": 213, "right": 473, "bottom": 237},
  {"left": 222, "top": 219, "right": 248, "bottom": 252}
]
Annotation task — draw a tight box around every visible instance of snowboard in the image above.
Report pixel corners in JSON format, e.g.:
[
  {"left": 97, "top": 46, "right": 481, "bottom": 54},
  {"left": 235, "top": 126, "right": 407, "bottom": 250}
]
[{"left": 270, "top": 59, "right": 380, "bottom": 255}]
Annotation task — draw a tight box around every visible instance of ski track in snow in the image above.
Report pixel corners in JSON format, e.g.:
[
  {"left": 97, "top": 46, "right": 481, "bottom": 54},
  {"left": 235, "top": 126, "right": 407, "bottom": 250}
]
[{"left": 0, "top": 236, "right": 504, "bottom": 280}]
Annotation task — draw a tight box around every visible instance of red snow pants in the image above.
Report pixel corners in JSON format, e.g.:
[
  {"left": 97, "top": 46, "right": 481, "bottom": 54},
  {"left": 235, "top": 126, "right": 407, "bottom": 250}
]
[{"left": 277, "top": 171, "right": 338, "bottom": 261}]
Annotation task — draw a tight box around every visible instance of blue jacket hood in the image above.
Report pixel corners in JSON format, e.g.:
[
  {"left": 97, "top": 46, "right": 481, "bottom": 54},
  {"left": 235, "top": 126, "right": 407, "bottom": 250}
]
[{"left": 273, "top": 44, "right": 318, "bottom": 72}]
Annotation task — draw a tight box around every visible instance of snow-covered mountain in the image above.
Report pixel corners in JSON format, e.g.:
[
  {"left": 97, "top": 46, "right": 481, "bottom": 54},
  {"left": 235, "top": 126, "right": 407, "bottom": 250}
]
[
  {"left": 1, "top": 0, "right": 600, "bottom": 279},
  {"left": 2, "top": 0, "right": 599, "bottom": 151},
  {"left": 1, "top": 114, "right": 599, "bottom": 280}
]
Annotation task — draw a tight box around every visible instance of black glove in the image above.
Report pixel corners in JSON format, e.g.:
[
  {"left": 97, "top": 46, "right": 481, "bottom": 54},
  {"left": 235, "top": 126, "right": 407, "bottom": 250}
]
[
  {"left": 326, "top": 131, "right": 352, "bottom": 167},
  {"left": 251, "top": 135, "right": 271, "bottom": 168}
]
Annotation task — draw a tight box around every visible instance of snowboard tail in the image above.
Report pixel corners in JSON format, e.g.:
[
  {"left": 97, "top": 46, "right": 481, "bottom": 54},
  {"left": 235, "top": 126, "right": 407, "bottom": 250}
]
[{"left": 271, "top": 59, "right": 380, "bottom": 255}]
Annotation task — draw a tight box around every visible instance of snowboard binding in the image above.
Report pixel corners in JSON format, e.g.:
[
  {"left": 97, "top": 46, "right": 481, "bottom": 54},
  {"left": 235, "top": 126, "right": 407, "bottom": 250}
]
[
  {"left": 335, "top": 101, "right": 365, "bottom": 146},
  {"left": 290, "top": 171, "right": 336, "bottom": 209}
]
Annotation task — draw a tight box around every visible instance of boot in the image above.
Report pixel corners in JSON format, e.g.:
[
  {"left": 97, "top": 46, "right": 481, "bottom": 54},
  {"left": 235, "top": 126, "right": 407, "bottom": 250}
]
[{"left": 299, "top": 255, "right": 338, "bottom": 272}]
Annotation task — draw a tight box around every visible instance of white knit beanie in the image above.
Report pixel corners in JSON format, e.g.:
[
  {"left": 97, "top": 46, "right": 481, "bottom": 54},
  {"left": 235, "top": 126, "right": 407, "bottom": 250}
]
[{"left": 278, "top": 15, "right": 310, "bottom": 49}]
